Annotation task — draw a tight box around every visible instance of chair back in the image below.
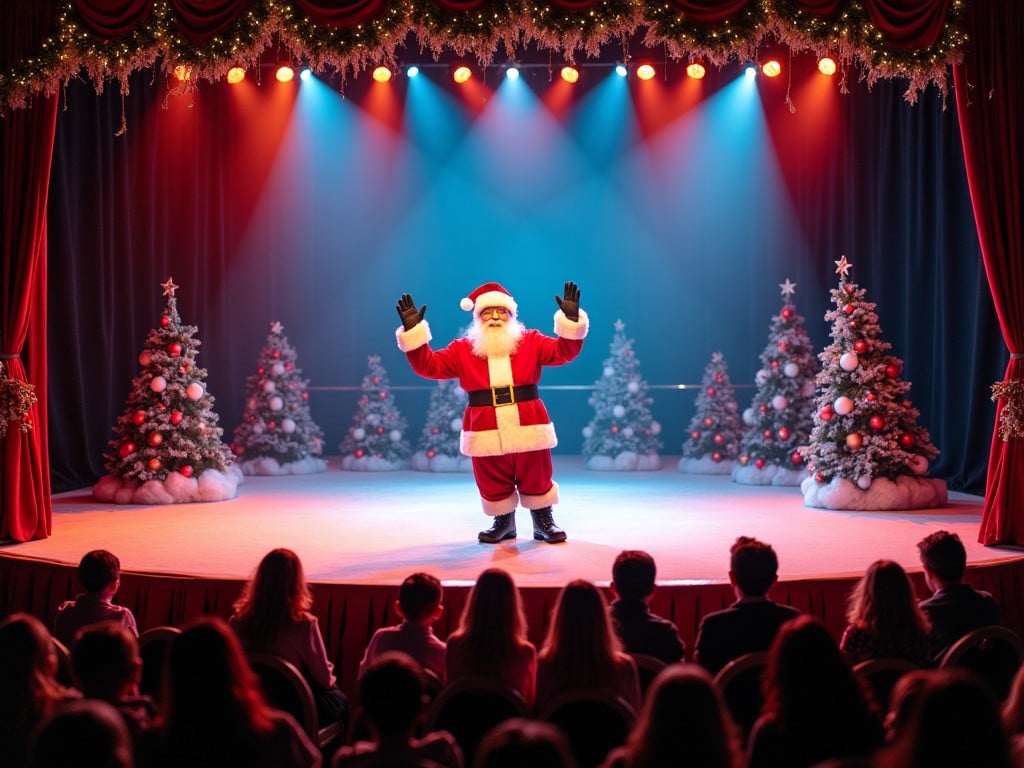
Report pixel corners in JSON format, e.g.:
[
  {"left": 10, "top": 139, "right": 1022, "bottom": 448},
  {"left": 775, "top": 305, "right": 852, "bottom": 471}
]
[
  {"left": 137, "top": 626, "right": 181, "bottom": 701},
  {"left": 425, "top": 676, "right": 529, "bottom": 766},
  {"left": 248, "top": 651, "right": 343, "bottom": 749},
  {"left": 539, "top": 688, "right": 637, "bottom": 768},
  {"left": 852, "top": 657, "right": 921, "bottom": 711},
  {"left": 628, "top": 653, "right": 668, "bottom": 700},
  {"left": 939, "top": 625, "right": 1024, "bottom": 701},
  {"left": 713, "top": 650, "right": 770, "bottom": 745}
]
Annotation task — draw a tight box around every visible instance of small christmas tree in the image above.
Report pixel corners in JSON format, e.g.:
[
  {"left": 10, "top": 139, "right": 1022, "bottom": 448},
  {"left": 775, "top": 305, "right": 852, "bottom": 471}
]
[
  {"left": 733, "top": 278, "right": 820, "bottom": 486},
  {"left": 340, "top": 355, "right": 412, "bottom": 470},
  {"left": 412, "top": 379, "right": 472, "bottom": 472},
  {"left": 582, "top": 319, "right": 662, "bottom": 471},
  {"left": 231, "top": 321, "right": 326, "bottom": 475},
  {"left": 93, "top": 278, "right": 238, "bottom": 504},
  {"left": 801, "top": 256, "right": 946, "bottom": 510},
  {"left": 678, "top": 352, "right": 745, "bottom": 474}
]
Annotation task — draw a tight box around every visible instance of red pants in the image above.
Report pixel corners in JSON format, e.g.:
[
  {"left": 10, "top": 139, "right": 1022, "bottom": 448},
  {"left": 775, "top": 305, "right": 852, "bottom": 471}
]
[{"left": 472, "top": 449, "right": 558, "bottom": 515}]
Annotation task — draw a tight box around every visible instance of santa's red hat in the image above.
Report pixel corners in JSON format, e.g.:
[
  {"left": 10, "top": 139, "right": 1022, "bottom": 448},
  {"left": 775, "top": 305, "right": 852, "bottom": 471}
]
[{"left": 460, "top": 282, "right": 518, "bottom": 315}]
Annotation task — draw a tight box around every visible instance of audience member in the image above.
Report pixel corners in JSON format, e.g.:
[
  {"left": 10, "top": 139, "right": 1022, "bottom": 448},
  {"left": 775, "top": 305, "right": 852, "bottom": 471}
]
[
  {"left": 607, "top": 550, "right": 685, "bottom": 664},
  {"left": 359, "top": 572, "right": 447, "bottom": 681},
  {"left": 30, "top": 698, "right": 134, "bottom": 768},
  {"left": 474, "top": 718, "right": 576, "bottom": 768},
  {"left": 231, "top": 548, "right": 349, "bottom": 729},
  {"left": 839, "top": 559, "right": 930, "bottom": 666},
  {"left": 694, "top": 536, "right": 800, "bottom": 675},
  {"left": 445, "top": 568, "right": 536, "bottom": 707},
  {"left": 601, "top": 663, "right": 743, "bottom": 768},
  {"left": 71, "top": 623, "right": 158, "bottom": 741},
  {"left": 53, "top": 550, "right": 138, "bottom": 648},
  {"left": 536, "top": 579, "right": 641, "bottom": 713},
  {"left": 333, "top": 651, "right": 462, "bottom": 768},
  {"left": 0, "top": 612, "right": 80, "bottom": 768},
  {"left": 917, "top": 529, "right": 1002, "bottom": 660},
  {"left": 747, "top": 615, "right": 883, "bottom": 768},
  {"left": 137, "top": 616, "right": 320, "bottom": 768}
]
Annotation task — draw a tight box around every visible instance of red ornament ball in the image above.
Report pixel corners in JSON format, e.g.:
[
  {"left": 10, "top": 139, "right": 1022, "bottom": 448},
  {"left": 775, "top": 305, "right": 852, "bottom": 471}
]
[
  {"left": 147, "top": 458, "right": 161, "bottom": 471},
  {"left": 791, "top": 452, "right": 803, "bottom": 465},
  {"left": 179, "top": 465, "right": 193, "bottom": 478},
  {"left": 755, "top": 458, "right": 766, "bottom": 469},
  {"left": 170, "top": 411, "right": 183, "bottom": 426},
  {"left": 781, "top": 307, "right": 794, "bottom": 320},
  {"left": 691, "top": 430, "right": 701, "bottom": 441},
  {"left": 885, "top": 364, "right": 901, "bottom": 379},
  {"left": 870, "top": 415, "right": 885, "bottom": 430},
  {"left": 166, "top": 342, "right": 182, "bottom": 356},
  {"left": 160, "top": 315, "right": 170, "bottom": 327},
  {"left": 843, "top": 304, "right": 855, "bottom": 316},
  {"left": 711, "top": 452, "right": 722, "bottom": 462},
  {"left": 853, "top": 340, "right": 868, "bottom": 354},
  {"left": 147, "top": 432, "right": 163, "bottom": 447},
  {"left": 132, "top": 410, "right": 147, "bottom": 426},
  {"left": 119, "top": 441, "right": 136, "bottom": 457},
  {"left": 713, "top": 433, "right": 724, "bottom": 445},
  {"left": 778, "top": 427, "right": 791, "bottom": 441},
  {"left": 900, "top": 433, "right": 915, "bottom": 448},
  {"left": 706, "top": 387, "right": 717, "bottom": 397}
]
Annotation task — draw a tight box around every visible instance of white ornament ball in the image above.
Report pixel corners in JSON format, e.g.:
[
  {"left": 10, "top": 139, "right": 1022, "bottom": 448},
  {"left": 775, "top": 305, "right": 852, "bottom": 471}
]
[
  {"left": 612, "top": 405, "right": 626, "bottom": 419},
  {"left": 911, "top": 455, "right": 929, "bottom": 475},
  {"left": 272, "top": 362, "right": 285, "bottom": 376},
  {"left": 743, "top": 407, "right": 756, "bottom": 426},
  {"left": 755, "top": 370, "right": 768, "bottom": 386},
  {"left": 784, "top": 362, "right": 799, "bottom": 378},
  {"left": 186, "top": 382, "right": 204, "bottom": 401},
  {"left": 839, "top": 352, "right": 860, "bottom": 372},
  {"left": 139, "top": 350, "right": 152, "bottom": 367},
  {"left": 772, "top": 395, "right": 788, "bottom": 411},
  {"left": 268, "top": 396, "right": 284, "bottom": 412},
  {"left": 353, "top": 427, "right": 366, "bottom": 440},
  {"left": 450, "top": 418, "right": 462, "bottom": 432},
  {"left": 834, "top": 396, "right": 855, "bottom": 415},
  {"left": 262, "top": 380, "right": 276, "bottom": 394},
  {"left": 281, "top": 418, "right": 296, "bottom": 434},
  {"left": 651, "top": 421, "right": 662, "bottom": 435},
  {"left": 623, "top": 427, "right": 634, "bottom": 438},
  {"left": 603, "top": 366, "right": 615, "bottom": 378},
  {"left": 389, "top": 429, "right": 402, "bottom": 442},
  {"left": 582, "top": 426, "right": 594, "bottom": 439},
  {"left": 857, "top": 475, "right": 872, "bottom": 490},
  {"left": 627, "top": 381, "right": 640, "bottom": 394},
  {"left": 149, "top": 376, "right": 167, "bottom": 393}
]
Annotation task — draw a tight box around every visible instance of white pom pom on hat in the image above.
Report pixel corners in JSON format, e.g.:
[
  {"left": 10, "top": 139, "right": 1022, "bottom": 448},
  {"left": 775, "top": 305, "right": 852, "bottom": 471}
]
[{"left": 460, "top": 282, "right": 518, "bottom": 315}]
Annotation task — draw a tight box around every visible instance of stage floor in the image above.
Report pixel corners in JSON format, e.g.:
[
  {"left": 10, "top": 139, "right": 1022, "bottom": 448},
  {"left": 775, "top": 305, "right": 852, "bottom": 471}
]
[{"left": 4, "top": 456, "right": 1014, "bottom": 587}]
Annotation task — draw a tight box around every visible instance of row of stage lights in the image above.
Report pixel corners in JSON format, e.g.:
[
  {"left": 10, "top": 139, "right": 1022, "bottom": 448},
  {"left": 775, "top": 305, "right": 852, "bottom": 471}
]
[{"left": 174, "top": 56, "right": 838, "bottom": 85}]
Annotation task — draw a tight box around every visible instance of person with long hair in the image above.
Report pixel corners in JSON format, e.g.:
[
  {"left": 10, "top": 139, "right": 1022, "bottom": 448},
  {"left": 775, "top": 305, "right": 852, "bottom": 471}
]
[
  {"left": 231, "top": 548, "right": 349, "bottom": 728},
  {"left": 840, "top": 559, "right": 930, "bottom": 666},
  {"left": 747, "top": 615, "right": 883, "bottom": 768},
  {"left": 137, "top": 616, "right": 319, "bottom": 768},
  {"left": 445, "top": 568, "right": 536, "bottom": 706},
  {"left": 536, "top": 579, "right": 641, "bottom": 713},
  {"left": 601, "top": 664, "right": 743, "bottom": 768}
]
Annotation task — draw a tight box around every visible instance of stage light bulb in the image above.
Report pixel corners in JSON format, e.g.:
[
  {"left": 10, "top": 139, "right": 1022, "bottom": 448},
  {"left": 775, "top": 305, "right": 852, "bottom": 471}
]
[
  {"left": 453, "top": 66, "right": 472, "bottom": 84},
  {"left": 685, "top": 63, "right": 706, "bottom": 80},
  {"left": 615, "top": 64, "right": 627, "bottom": 78},
  {"left": 636, "top": 64, "right": 656, "bottom": 81},
  {"left": 406, "top": 65, "right": 420, "bottom": 78},
  {"left": 372, "top": 66, "right": 392, "bottom": 83},
  {"left": 173, "top": 65, "right": 191, "bottom": 82},
  {"left": 762, "top": 60, "right": 781, "bottom": 78},
  {"left": 226, "top": 67, "right": 245, "bottom": 84},
  {"left": 818, "top": 56, "right": 837, "bottom": 76},
  {"left": 275, "top": 65, "right": 295, "bottom": 83},
  {"left": 560, "top": 66, "right": 579, "bottom": 84}
]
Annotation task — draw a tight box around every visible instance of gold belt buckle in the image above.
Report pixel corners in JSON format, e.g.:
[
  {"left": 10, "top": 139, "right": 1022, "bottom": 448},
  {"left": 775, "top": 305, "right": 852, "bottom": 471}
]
[{"left": 491, "top": 386, "right": 515, "bottom": 407}]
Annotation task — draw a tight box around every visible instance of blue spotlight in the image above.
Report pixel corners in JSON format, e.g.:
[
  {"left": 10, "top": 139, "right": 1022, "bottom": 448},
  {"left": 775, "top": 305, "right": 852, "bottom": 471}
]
[
  {"left": 615, "top": 64, "right": 628, "bottom": 78},
  {"left": 407, "top": 65, "right": 420, "bottom": 78}
]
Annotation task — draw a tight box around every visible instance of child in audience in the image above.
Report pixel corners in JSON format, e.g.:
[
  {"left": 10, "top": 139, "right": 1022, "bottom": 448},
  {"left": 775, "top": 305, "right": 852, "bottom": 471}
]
[
  {"left": 607, "top": 550, "right": 685, "bottom": 664},
  {"left": 840, "top": 559, "right": 930, "bottom": 666},
  {"left": 54, "top": 549, "right": 138, "bottom": 648},
  {"left": 358, "top": 571, "right": 446, "bottom": 681}
]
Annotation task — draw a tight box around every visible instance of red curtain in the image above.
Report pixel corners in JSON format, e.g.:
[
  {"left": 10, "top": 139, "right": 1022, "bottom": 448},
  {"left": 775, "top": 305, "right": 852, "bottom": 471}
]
[
  {"left": 0, "top": 1, "right": 56, "bottom": 541},
  {"left": 955, "top": 1, "right": 1024, "bottom": 546}
]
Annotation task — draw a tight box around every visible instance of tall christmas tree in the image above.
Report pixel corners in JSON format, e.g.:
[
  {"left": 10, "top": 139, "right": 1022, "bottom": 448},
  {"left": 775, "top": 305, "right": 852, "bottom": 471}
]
[
  {"left": 231, "top": 321, "right": 326, "bottom": 475},
  {"left": 801, "top": 256, "right": 946, "bottom": 510},
  {"left": 733, "top": 278, "right": 820, "bottom": 486},
  {"left": 582, "top": 319, "right": 662, "bottom": 471},
  {"left": 412, "top": 379, "right": 472, "bottom": 472},
  {"left": 340, "top": 355, "right": 412, "bottom": 470},
  {"left": 93, "top": 278, "right": 238, "bottom": 504},
  {"left": 678, "top": 352, "right": 745, "bottom": 474}
]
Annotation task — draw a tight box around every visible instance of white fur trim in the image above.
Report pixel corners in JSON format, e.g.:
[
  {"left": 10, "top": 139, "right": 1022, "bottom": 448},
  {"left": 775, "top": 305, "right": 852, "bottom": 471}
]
[
  {"left": 460, "top": 423, "right": 557, "bottom": 456},
  {"left": 395, "top": 320, "right": 431, "bottom": 352},
  {"left": 471, "top": 290, "right": 517, "bottom": 315},
  {"left": 520, "top": 481, "right": 559, "bottom": 510},
  {"left": 482, "top": 491, "right": 519, "bottom": 516},
  {"left": 554, "top": 307, "right": 589, "bottom": 340}
]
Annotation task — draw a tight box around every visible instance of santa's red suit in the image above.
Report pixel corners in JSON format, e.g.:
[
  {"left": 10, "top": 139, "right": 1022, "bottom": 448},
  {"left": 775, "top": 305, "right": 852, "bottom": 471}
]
[{"left": 396, "top": 309, "right": 588, "bottom": 516}]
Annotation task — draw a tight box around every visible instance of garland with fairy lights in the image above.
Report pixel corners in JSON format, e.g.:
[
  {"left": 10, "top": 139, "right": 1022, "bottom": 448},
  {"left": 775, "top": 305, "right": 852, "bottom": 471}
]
[{"left": 0, "top": 0, "right": 967, "bottom": 112}]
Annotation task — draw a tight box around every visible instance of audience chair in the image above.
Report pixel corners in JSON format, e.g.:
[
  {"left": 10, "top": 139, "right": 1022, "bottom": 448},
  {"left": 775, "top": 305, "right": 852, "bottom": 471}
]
[
  {"left": 425, "top": 676, "right": 529, "bottom": 766},
  {"left": 248, "top": 651, "right": 344, "bottom": 751},
  {"left": 539, "top": 688, "right": 637, "bottom": 768},
  {"left": 852, "top": 657, "right": 921, "bottom": 711},
  {"left": 137, "top": 626, "right": 181, "bottom": 701},
  {"left": 628, "top": 652, "right": 668, "bottom": 700},
  {"left": 51, "top": 635, "right": 73, "bottom": 688},
  {"left": 939, "top": 625, "right": 1024, "bottom": 701},
  {"left": 713, "top": 650, "right": 770, "bottom": 746}
]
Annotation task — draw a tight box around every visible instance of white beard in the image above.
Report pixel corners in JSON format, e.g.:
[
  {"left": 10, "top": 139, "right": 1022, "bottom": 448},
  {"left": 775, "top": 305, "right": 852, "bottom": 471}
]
[{"left": 467, "top": 318, "right": 525, "bottom": 359}]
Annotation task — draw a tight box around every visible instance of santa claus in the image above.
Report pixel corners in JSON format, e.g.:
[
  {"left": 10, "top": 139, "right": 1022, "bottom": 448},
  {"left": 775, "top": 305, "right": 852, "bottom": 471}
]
[{"left": 395, "top": 281, "right": 589, "bottom": 543}]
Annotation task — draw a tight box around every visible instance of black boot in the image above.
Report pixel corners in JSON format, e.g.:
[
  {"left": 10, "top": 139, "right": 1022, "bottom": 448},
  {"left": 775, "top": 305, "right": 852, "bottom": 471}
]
[
  {"left": 530, "top": 507, "right": 567, "bottom": 543},
  {"left": 478, "top": 512, "right": 516, "bottom": 543}
]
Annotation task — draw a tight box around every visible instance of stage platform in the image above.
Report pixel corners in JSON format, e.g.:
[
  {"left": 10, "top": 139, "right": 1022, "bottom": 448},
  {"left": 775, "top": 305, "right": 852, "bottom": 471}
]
[{"left": 3, "top": 456, "right": 1022, "bottom": 697}]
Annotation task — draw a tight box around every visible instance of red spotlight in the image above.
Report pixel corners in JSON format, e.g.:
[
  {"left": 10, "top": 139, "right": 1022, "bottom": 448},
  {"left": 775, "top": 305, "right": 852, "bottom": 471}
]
[
  {"left": 560, "top": 66, "right": 580, "bottom": 84},
  {"left": 761, "top": 60, "right": 781, "bottom": 78},
  {"left": 372, "top": 66, "right": 393, "bottom": 83},
  {"left": 636, "top": 64, "right": 656, "bottom": 81},
  {"left": 685, "top": 62, "right": 706, "bottom": 80},
  {"left": 275, "top": 65, "right": 295, "bottom": 83},
  {"left": 226, "top": 67, "right": 245, "bottom": 84},
  {"left": 452, "top": 65, "right": 472, "bottom": 84},
  {"left": 818, "top": 56, "right": 837, "bottom": 76}
]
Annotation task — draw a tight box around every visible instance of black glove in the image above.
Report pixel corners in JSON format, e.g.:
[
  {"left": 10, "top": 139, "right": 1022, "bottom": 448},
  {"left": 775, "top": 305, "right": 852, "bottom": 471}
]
[
  {"left": 396, "top": 294, "right": 427, "bottom": 331},
  {"left": 554, "top": 281, "right": 580, "bottom": 322}
]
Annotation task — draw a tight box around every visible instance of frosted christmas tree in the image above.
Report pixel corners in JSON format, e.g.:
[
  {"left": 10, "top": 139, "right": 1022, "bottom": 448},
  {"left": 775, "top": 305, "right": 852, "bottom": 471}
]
[
  {"left": 93, "top": 278, "right": 239, "bottom": 504},
  {"left": 733, "top": 278, "right": 820, "bottom": 486},
  {"left": 801, "top": 256, "right": 946, "bottom": 510},
  {"left": 412, "top": 379, "right": 472, "bottom": 472},
  {"left": 231, "top": 321, "right": 326, "bottom": 475},
  {"left": 678, "top": 352, "right": 744, "bottom": 474},
  {"left": 582, "top": 319, "right": 662, "bottom": 471},
  {"left": 340, "top": 355, "right": 412, "bottom": 470}
]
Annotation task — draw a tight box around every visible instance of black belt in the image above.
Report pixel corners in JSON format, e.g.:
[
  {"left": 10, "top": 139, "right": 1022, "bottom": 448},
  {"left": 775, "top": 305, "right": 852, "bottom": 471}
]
[{"left": 467, "top": 384, "right": 539, "bottom": 408}]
